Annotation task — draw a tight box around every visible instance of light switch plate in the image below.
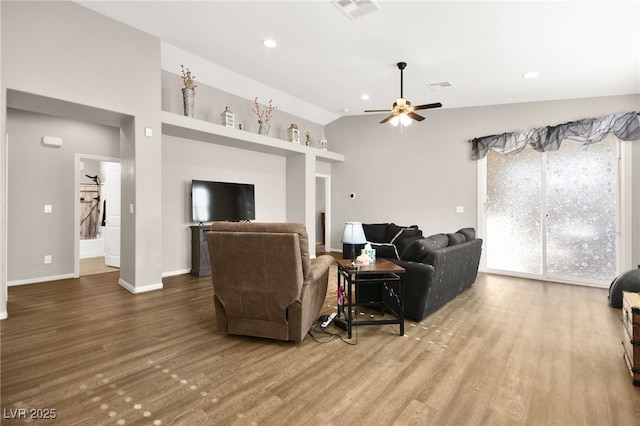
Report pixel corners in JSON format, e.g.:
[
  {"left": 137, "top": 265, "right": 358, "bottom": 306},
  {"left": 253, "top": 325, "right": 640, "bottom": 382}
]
[
  {"left": 45, "top": 204, "right": 52, "bottom": 213},
  {"left": 456, "top": 206, "right": 464, "bottom": 213}
]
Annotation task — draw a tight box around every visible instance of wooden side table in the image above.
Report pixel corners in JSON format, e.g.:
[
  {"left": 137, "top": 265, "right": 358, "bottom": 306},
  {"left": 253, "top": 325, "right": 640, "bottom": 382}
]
[{"left": 335, "top": 258, "right": 406, "bottom": 338}]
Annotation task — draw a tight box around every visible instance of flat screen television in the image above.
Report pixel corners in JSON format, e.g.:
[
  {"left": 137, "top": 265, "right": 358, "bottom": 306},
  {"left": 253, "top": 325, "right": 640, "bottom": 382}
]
[{"left": 191, "top": 180, "right": 255, "bottom": 223}]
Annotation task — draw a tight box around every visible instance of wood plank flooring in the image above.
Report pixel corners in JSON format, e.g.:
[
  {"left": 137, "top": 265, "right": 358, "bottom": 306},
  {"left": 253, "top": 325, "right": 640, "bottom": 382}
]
[
  {"left": 1, "top": 268, "right": 639, "bottom": 425},
  {"left": 80, "top": 257, "right": 119, "bottom": 276}
]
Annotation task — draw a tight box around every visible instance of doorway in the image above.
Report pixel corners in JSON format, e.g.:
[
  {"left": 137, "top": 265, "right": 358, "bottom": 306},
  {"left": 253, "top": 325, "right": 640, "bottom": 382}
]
[
  {"left": 316, "top": 174, "right": 331, "bottom": 254},
  {"left": 75, "top": 155, "right": 121, "bottom": 277}
]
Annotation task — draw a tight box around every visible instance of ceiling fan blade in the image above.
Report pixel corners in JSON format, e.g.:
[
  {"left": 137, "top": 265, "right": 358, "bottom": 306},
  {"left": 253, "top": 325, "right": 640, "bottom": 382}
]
[
  {"left": 413, "top": 102, "right": 443, "bottom": 111},
  {"left": 364, "top": 109, "right": 392, "bottom": 113},
  {"left": 379, "top": 113, "right": 397, "bottom": 124},
  {"left": 408, "top": 112, "right": 425, "bottom": 121}
]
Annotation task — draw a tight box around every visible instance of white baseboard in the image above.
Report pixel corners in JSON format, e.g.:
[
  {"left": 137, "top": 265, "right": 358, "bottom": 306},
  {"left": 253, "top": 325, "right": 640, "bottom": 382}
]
[
  {"left": 118, "top": 278, "right": 163, "bottom": 294},
  {"left": 8, "top": 273, "right": 76, "bottom": 286},
  {"left": 162, "top": 269, "right": 191, "bottom": 278},
  {"left": 0, "top": 311, "right": 7, "bottom": 320}
]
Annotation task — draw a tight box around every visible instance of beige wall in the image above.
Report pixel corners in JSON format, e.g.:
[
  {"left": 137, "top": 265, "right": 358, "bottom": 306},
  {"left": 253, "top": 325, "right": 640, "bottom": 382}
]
[
  {"left": 327, "top": 95, "right": 640, "bottom": 268},
  {"left": 6, "top": 109, "right": 120, "bottom": 282},
  {"left": 2, "top": 1, "right": 162, "bottom": 293},
  {"left": 161, "top": 136, "right": 288, "bottom": 275}
]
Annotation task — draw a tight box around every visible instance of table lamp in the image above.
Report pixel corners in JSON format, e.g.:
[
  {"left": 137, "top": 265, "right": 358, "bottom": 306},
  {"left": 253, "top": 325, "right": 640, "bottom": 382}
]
[{"left": 341, "top": 222, "right": 367, "bottom": 267}]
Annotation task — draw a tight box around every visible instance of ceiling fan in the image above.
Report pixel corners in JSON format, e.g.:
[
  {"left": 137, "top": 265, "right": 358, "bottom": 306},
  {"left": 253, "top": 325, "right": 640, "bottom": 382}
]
[{"left": 365, "top": 62, "right": 442, "bottom": 126}]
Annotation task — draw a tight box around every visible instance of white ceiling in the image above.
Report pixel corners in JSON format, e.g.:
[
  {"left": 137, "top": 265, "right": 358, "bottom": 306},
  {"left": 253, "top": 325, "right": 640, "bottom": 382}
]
[{"left": 76, "top": 1, "right": 640, "bottom": 124}]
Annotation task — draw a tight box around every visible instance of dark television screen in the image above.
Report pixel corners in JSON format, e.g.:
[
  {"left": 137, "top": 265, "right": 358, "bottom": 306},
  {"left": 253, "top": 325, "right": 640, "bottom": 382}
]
[{"left": 191, "top": 180, "right": 255, "bottom": 222}]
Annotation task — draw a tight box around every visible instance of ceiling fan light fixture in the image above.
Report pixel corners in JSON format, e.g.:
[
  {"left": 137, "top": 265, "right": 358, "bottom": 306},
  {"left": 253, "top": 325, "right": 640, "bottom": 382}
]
[
  {"left": 364, "top": 61, "right": 442, "bottom": 126},
  {"left": 399, "top": 113, "right": 412, "bottom": 126},
  {"left": 262, "top": 39, "right": 277, "bottom": 48}
]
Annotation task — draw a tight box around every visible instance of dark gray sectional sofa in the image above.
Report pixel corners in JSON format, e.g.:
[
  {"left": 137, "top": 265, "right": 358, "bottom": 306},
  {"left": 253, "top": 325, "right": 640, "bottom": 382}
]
[{"left": 343, "top": 223, "right": 482, "bottom": 321}]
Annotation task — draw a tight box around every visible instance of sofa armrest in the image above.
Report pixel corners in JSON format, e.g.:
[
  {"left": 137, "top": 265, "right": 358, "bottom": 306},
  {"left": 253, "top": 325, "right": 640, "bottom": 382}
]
[
  {"left": 305, "top": 254, "right": 334, "bottom": 286},
  {"left": 389, "top": 259, "right": 436, "bottom": 321}
]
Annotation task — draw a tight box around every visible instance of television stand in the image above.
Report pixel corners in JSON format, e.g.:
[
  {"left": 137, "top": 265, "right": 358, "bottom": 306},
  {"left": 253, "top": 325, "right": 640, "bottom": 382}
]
[{"left": 190, "top": 224, "right": 211, "bottom": 276}]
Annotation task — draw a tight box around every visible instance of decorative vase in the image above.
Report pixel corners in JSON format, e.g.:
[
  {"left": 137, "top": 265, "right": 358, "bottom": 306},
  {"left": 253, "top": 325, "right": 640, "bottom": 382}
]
[
  {"left": 258, "top": 121, "right": 270, "bottom": 135},
  {"left": 182, "top": 88, "right": 195, "bottom": 118}
]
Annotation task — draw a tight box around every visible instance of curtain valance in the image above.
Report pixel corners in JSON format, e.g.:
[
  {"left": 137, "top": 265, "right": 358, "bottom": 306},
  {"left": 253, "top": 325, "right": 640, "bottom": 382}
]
[{"left": 471, "top": 111, "right": 640, "bottom": 160}]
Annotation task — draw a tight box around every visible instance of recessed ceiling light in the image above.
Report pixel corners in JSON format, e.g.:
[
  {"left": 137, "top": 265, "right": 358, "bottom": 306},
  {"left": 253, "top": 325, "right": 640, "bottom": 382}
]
[
  {"left": 522, "top": 71, "right": 539, "bottom": 79},
  {"left": 342, "top": 108, "right": 350, "bottom": 112},
  {"left": 263, "top": 39, "right": 277, "bottom": 48},
  {"left": 361, "top": 94, "right": 370, "bottom": 100}
]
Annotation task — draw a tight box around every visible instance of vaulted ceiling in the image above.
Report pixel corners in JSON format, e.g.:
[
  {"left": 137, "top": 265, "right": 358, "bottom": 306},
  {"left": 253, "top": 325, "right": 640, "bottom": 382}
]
[{"left": 77, "top": 1, "right": 639, "bottom": 122}]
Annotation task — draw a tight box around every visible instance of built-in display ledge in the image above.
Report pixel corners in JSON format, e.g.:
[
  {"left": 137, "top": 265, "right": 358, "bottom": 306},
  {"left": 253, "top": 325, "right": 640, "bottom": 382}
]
[{"left": 161, "top": 111, "right": 344, "bottom": 163}]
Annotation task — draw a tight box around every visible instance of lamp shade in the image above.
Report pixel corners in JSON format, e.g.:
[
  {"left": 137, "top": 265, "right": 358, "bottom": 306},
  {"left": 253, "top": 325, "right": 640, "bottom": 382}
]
[{"left": 341, "top": 222, "right": 367, "bottom": 245}]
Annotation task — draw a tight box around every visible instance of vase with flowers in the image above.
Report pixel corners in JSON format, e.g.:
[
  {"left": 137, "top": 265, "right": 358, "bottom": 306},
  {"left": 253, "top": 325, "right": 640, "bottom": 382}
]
[
  {"left": 252, "top": 97, "right": 277, "bottom": 135},
  {"left": 180, "top": 65, "right": 197, "bottom": 117}
]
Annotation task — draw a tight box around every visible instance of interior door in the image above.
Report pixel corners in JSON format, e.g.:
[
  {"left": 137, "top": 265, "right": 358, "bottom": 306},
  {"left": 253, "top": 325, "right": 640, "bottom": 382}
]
[{"left": 103, "top": 162, "right": 121, "bottom": 268}]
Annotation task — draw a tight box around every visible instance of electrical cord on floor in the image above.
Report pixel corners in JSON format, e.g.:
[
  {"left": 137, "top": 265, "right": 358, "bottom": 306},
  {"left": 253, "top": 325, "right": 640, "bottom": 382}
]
[{"left": 308, "top": 316, "right": 357, "bottom": 345}]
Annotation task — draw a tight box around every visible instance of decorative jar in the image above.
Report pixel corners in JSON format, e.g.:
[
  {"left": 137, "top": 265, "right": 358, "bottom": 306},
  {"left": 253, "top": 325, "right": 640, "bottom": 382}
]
[
  {"left": 319, "top": 134, "right": 328, "bottom": 150},
  {"left": 221, "top": 106, "right": 235, "bottom": 128},
  {"left": 287, "top": 124, "right": 300, "bottom": 144}
]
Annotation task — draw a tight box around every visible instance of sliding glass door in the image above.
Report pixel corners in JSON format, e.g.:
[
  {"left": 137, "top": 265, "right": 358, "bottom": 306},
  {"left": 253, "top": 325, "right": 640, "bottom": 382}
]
[
  {"left": 486, "top": 145, "right": 542, "bottom": 275},
  {"left": 483, "top": 135, "right": 619, "bottom": 286}
]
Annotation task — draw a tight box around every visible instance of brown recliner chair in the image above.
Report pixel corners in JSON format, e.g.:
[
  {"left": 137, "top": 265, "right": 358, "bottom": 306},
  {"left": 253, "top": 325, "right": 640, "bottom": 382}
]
[{"left": 207, "top": 222, "right": 334, "bottom": 342}]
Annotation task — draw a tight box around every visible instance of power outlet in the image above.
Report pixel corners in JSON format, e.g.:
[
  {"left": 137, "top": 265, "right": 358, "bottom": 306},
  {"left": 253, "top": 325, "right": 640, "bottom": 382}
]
[{"left": 44, "top": 255, "right": 52, "bottom": 264}]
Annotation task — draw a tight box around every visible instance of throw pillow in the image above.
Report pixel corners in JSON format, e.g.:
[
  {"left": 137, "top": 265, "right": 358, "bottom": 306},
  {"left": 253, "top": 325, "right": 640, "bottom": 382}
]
[
  {"left": 384, "top": 223, "right": 405, "bottom": 243},
  {"left": 395, "top": 234, "right": 423, "bottom": 257},
  {"left": 447, "top": 232, "right": 466, "bottom": 246},
  {"left": 457, "top": 227, "right": 476, "bottom": 241},
  {"left": 390, "top": 227, "right": 423, "bottom": 245},
  {"left": 401, "top": 238, "right": 440, "bottom": 262},
  {"left": 363, "top": 223, "right": 390, "bottom": 243},
  {"left": 426, "top": 233, "right": 449, "bottom": 249}
]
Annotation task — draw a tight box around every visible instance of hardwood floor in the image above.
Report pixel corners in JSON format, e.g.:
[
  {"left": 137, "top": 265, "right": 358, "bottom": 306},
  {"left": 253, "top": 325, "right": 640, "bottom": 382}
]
[
  {"left": 79, "top": 256, "right": 119, "bottom": 276},
  {"left": 1, "top": 269, "right": 639, "bottom": 425}
]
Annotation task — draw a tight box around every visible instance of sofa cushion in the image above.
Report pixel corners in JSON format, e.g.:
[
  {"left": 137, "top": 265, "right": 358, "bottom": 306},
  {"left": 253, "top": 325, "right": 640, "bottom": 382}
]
[
  {"left": 401, "top": 238, "right": 437, "bottom": 262},
  {"left": 370, "top": 242, "right": 399, "bottom": 259},
  {"left": 426, "top": 233, "right": 449, "bottom": 249},
  {"left": 384, "top": 223, "right": 404, "bottom": 242},
  {"left": 447, "top": 232, "right": 466, "bottom": 246},
  {"left": 395, "top": 234, "right": 423, "bottom": 257},
  {"left": 457, "top": 227, "right": 476, "bottom": 241},
  {"left": 383, "top": 223, "right": 418, "bottom": 242},
  {"left": 391, "top": 227, "right": 422, "bottom": 244},
  {"left": 363, "top": 223, "right": 389, "bottom": 243},
  {"left": 401, "top": 234, "right": 449, "bottom": 262}
]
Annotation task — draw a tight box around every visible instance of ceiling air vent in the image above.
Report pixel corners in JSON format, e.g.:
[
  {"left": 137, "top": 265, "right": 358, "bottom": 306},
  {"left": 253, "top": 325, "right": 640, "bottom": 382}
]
[
  {"left": 333, "top": 0, "right": 381, "bottom": 20},
  {"left": 428, "top": 81, "right": 456, "bottom": 91}
]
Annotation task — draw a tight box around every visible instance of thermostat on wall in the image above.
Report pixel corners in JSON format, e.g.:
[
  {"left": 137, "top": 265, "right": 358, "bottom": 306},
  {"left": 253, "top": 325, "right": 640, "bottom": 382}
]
[{"left": 42, "top": 136, "right": 63, "bottom": 147}]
